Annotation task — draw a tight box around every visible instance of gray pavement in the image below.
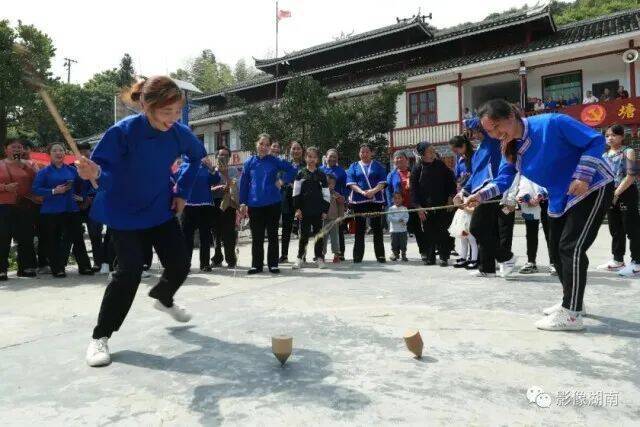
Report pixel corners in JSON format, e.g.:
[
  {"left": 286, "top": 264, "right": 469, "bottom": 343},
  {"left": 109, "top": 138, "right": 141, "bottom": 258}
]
[{"left": 0, "top": 224, "right": 639, "bottom": 426}]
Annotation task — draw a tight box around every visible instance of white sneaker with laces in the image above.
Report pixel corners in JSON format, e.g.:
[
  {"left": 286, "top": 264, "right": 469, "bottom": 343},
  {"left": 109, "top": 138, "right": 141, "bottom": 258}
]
[
  {"left": 292, "top": 258, "right": 302, "bottom": 270},
  {"left": 153, "top": 300, "right": 192, "bottom": 322},
  {"left": 618, "top": 261, "right": 640, "bottom": 277},
  {"left": 141, "top": 270, "right": 151, "bottom": 278},
  {"left": 469, "top": 270, "right": 496, "bottom": 278},
  {"left": 549, "top": 265, "right": 557, "bottom": 276},
  {"left": 597, "top": 260, "right": 624, "bottom": 271},
  {"left": 535, "top": 307, "right": 584, "bottom": 331},
  {"left": 543, "top": 302, "right": 586, "bottom": 316},
  {"left": 317, "top": 259, "right": 326, "bottom": 269},
  {"left": 499, "top": 256, "right": 517, "bottom": 277},
  {"left": 98, "top": 263, "right": 110, "bottom": 275},
  {"left": 86, "top": 337, "right": 111, "bottom": 367}
]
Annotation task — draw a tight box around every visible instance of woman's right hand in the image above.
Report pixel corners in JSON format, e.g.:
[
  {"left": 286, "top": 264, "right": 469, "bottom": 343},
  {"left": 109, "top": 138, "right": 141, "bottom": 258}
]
[
  {"left": 53, "top": 184, "right": 69, "bottom": 195},
  {"left": 3, "top": 182, "right": 19, "bottom": 193},
  {"left": 75, "top": 156, "right": 100, "bottom": 180}
]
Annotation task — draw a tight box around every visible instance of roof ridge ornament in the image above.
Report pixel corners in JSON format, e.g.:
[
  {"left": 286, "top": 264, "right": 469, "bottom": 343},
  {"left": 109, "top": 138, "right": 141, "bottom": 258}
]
[{"left": 396, "top": 8, "right": 432, "bottom": 24}]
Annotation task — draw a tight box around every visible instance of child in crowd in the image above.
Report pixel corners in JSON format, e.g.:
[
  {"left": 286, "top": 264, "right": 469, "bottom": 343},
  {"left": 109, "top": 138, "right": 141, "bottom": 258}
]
[
  {"left": 387, "top": 192, "right": 409, "bottom": 261},
  {"left": 324, "top": 174, "right": 345, "bottom": 263},
  {"left": 448, "top": 205, "right": 478, "bottom": 269},
  {"left": 292, "top": 147, "right": 331, "bottom": 270}
]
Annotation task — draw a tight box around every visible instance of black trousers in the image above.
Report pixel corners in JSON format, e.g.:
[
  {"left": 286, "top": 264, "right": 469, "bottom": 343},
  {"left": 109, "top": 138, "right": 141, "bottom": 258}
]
[
  {"left": 407, "top": 211, "right": 427, "bottom": 255},
  {"left": 0, "top": 205, "right": 36, "bottom": 273},
  {"left": 470, "top": 199, "right": 514, "bottom": 273},
  {"left": 524, "top": 201, "right": 553, "bottom": 264},
  {"left": 607, "top": 185, "right": 640, "bottom": 263},
  {"left": 249, "top": 203, "right": 281, "bottom": 269},
  {"left": 281, "top": 210, "right": 296, "bottom": 258},
  {"left": 211, "top": 200, "right": 238, "bottom": 267},
  {"left": 41, "top": 212, "right": 91, "bottom": 274},
  {"left": 298, "top": 215, "right": 324, "bottom": 259},
  {"left": 421, "top": 209, "right": 452, "bottom": 262},
  {"left": 182, "top": 205, "right": 214, "bottom": 269},
  {"left": 549, "top": 184, "right": 612, "bottom": 312},
  {"left": 92, "top": 217, "right": 189, "bottom": 339},
  {"left": 63, "top": 210, "right": 105, "bottom": 268},
  {"left": 352, "top": 203, "right": 385, "bottom": 262}
]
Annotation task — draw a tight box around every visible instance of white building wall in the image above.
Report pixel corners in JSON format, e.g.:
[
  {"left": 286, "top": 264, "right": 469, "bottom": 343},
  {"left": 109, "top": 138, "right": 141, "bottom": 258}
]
[
  {"left": 527, "top": 54, "right": 629, "bottom": 100},
  {"left": 395, "top": 92, "right": 407, "bottom": 128},
  {"left": 436, "top": 83, "right": 459, "bottom": 123}
]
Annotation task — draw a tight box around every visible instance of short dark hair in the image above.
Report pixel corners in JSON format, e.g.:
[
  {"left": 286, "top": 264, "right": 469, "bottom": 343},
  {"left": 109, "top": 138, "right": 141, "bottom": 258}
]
[
  {"left": 218, "top": 145, "right": 231, "bottom": 156},
  {"left": 609, "top": 124, "right": 625, "bottom": 137},
  {"left": 359, "top": 143, "right": 372, "bottom": 151}
]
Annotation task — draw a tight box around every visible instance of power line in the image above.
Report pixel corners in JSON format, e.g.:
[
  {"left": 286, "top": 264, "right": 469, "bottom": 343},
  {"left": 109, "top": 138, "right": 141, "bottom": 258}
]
[{"left": 63, "top": 57, "right": 78, "bottom": 84}]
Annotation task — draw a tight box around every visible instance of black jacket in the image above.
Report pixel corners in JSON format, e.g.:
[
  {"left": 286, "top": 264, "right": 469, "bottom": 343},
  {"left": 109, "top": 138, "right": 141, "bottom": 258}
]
[
  {"left": 292, "top": 167, "right": 330, "bottom": 216},
  {"left": 410, "top": 159, "right": 456, "bottom": 208}
]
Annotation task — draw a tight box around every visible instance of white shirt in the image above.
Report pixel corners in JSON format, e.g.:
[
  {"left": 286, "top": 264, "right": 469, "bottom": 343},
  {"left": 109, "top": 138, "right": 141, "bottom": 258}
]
[
  {"left": 583, "top": 95, "right": 599, "bottom": 104},
  {"left": 387, "top": 205, "right": 409, "bottom": 233}
]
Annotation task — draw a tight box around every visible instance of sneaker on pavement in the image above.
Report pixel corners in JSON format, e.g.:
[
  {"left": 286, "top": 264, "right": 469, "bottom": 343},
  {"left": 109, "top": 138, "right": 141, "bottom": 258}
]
[
  {"left": 519, "top": 262, "right": 538, "bottom": 274},
  {"left": 292, "top": 258, "right": 302, "bottom": 270},
  {"left": 543, "top": 302, "right": 586, "bottom": 316},
  {"left": 333, "top": 254, "right": 341, "bottom": 264},
  {"left": 141, "top": 270, "right": 151, "bottom": 278},
  {"left": 549, "top": 265, "right": 558, "bottom": 276},
  {"left": 86, "top": 337, "right": 111, "bottom": 367},
  {"left": 597, "top": 260, "right": 625, "bottom": 271},
  {"left": 500, "top": 256, "right": 517, "bottom": 277},
  {"left": 37, "top": 266, "right": 51, "bottom": 275},
  {"left": 153, "top": 300, "right": 192, "bottom": 322},
  {"left": 618, "top": 261, "right": 640, "bottom": 277},
  {"left": 535, "top": 308, "right": 584, "bottom": 331},
  {"left": 469, "top": 270, "right": 496, "bottom": 278},
  {"left": 98, "top": 263, "right": 110, "bottom": 275}
]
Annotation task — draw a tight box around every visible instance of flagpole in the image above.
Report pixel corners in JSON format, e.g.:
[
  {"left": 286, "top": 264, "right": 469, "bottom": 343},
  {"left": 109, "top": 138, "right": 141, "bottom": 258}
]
[{"left": 275, "top": 0, "right": 279, "bottom": 102}]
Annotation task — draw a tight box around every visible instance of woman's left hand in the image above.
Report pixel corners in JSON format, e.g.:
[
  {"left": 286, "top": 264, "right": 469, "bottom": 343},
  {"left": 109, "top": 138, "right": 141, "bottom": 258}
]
[
  {"left": 75, "top": 156, "right": 100, "bottom": 180},
  {"left": 465, "top": 194, "right": 482, "bottom": 208},
  {"left": 567, "top": 179, "right": 589, "bottom": 196},
  {"left": 172, "top": 197, "right": 186, "bottom": 214}
]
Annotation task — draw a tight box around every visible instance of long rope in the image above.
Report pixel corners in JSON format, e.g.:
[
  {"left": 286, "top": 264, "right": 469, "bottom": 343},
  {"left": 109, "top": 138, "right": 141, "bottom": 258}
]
[{"left": 313, "top": 199, "right": 502, "bottom": 243}]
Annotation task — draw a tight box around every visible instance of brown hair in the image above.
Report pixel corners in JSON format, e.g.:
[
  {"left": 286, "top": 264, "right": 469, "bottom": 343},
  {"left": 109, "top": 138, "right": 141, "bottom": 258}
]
[{"left": 121, "top": 76, "right": 184, "bottom": 110}]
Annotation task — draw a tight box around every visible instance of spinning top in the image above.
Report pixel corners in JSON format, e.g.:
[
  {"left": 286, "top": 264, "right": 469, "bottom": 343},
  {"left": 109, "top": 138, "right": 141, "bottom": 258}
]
[
  {"left": 271, "top": 335, "right": 293, "bottom": 366},
  {"left": 403, "top": 329, "right": 424, "bottom": 359}
]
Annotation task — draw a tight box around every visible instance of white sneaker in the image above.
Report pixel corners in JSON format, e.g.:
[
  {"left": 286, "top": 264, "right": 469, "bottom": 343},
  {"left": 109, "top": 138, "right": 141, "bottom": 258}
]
[
  {"left": 469, "top": 270, "right": 496, "bottom": 278},
  {"left": 549, "top": 265, "right": 557, "bottom": 276},
  {"left": 618, "top": 262, "right": 640, "bottom": 277},
  {"left": 597, "top": 260, "right": 624, "bottom": 271},
  {"left": 141, "top": 270, "right": 151, "bottom": 278},
  {"left": 98, "top": 263, "right": 110, "bottom": 275},
  {"left": 499, "top": 256, "right": 517, "bottom": 277},
  {"left": 535, "top": 308, "right": 584, "bottom": 331},
  {"left": 292, "top": 258, "right": 302, "bottom": 270},
  {"left": 543, "top": 302, "right": 586, "bottom": 316},
  {"left": 317, "top": 259, "right": 326, "bottom": 269},
  {"left": 153, "top": 300, "right": 192, "bottom": 322},
  {"left": 86, "top": 337, "right": 111, "bottom": 367}
]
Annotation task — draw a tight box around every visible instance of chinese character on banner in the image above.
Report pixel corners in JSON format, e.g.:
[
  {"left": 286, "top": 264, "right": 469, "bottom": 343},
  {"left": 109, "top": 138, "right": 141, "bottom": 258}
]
[
  {"left": 604, "top": 392, "right": 620, "bottom": 407},
  {"left": 574, "top": 391, "right": 588, "bottom": 407},
  {"left": 556, "top": 390, "right": 573, "bottom": 407},
  {"left": 618, "top": 103, "right": 636, "bottom": 120},
  {"left": 588, "top": 391, "right": 603, "bottom": 407}
]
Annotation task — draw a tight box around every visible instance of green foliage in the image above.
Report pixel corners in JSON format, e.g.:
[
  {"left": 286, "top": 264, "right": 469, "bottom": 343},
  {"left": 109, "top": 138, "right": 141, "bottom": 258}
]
[
  {"left": 233, "top": 58, "right": 261, "bottom": 83},
  {"left": 233, "top": 76, "right": 404, "bottom": 164},
  {"left": 169, "top": 49, "right": 235, "bottom": 93},
  {"left": 551, "top": 0, "right": 639, "bottom": 25},
  {"left": 118, "top": 53, "right": 135, "bottom": 87}
]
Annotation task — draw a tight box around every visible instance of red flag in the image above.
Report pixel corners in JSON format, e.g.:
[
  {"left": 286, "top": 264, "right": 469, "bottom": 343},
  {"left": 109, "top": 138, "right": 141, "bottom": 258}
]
[{"left": 277, "top": 9, "right": 291, "bottom": 20}]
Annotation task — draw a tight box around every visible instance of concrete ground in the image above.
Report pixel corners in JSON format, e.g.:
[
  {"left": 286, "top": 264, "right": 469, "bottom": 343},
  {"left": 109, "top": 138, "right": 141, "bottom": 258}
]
[{"left": 1, "top": 224, "right": 639, "bottom": 426}]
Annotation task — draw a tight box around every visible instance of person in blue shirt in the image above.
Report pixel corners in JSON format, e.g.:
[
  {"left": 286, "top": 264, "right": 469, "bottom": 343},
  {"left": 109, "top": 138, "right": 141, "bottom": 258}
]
[
  {"left": 458, "top": 119, "right": 516, "bottom": 278},
  {"left": 32, "top": 143, "right": 93, "bottom": 279},
  {"left": 239, "top": 133, "right": 297, "bottom": 274},
  {"left": 346, "top": 143, "right": 387, "bottom": 263},
  {"left": 279, "top": 140, "right": 305, "bottom": 263},
  {"left": 76, "top": 76, "right": 206, "bottom": 367},
  {"left": 464, "top": 99, "right": 614, "bottom": 332},
  {"left": 177, "top": 155, "right": 221, "bottom": 272},
  {"left": 321, "top": 148, "right": 348, "bottom": 258}
]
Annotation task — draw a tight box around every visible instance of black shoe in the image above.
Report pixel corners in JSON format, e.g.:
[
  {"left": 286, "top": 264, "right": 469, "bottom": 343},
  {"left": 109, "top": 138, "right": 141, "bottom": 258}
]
[
  {"left": 377, "top": 257, "right": 386, "bottom": 264},
  {"left": 353, "top": 259, "right": 362, "bottom": 264},
  {"left": 465, "top": 261, "right": 478, "bottom": 270},
  {"left": 200, "top": 266, "right": 212, "bottom": 272},
  {"left": 278, "top": 256, "right": 289, "bottom": 263},
  {"left": 227, "top": 263, "right": 237, "bottom": 269},
  {"left": 439, "top": 259, "right": 449, "bottom": 267},
  {"left": 91, "top": 265, "right": 101, "bottom": 272},
  {"left": 390, "top": 253, "right": 399, "bottom": 262},
  {"left": 53, "top": 271, "right": 67, "bottom": 278},
  {"left": 247, "top": 267, "right": 263, "bottom": 275},
  {"left": 401, "top": 253, "right": 409, "bottom": 262},
  {"left": 453, "top": 259, "right": 468, "bottom": 268},
  {"left": 17, "top": 269, "right": 37, "bottom": 278},
  {"left": 424, "top": 259, "right": 436, "bottom": 266},
  {"left": 269, "top": 267, "right": 280, "bottom": 274},
  {"left": 79, "top": 269, "right": 95, "bottom": 276},
  {"left": 339, "top": 256, "right": 346, "bottom": 261},
  {"left": 0, "top": 272, "right": 7, "bottom": 281}
]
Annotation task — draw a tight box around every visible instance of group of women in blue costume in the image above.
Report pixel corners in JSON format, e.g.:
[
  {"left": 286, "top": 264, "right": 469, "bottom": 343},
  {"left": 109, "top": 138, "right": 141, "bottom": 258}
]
[{"left": 462, "top": 99, "right": 614, "bottom": 331}]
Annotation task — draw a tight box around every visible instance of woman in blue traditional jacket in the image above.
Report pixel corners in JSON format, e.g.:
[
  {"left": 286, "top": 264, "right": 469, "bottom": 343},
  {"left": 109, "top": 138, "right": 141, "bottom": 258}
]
[
  {"left": 239, "top": 133, "right": 297, "bottom": 274},
  {"left": 76, "top": 76, "right": 207, "bottom": 367},
  {"left": 465, "top": 99, "right": 614, "bottom": 332},
  {"left": 346, "top": 143, "right": 387, "bottom": 263}
]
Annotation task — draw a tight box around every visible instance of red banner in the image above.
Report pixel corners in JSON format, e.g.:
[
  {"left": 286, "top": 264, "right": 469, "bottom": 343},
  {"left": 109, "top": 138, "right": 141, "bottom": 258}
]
[
  {"left": 558, "top": 97, "right": 640, "bottom": 128},
  {"left": 29, "top": 152, "right": 76, "bottom": 167}
]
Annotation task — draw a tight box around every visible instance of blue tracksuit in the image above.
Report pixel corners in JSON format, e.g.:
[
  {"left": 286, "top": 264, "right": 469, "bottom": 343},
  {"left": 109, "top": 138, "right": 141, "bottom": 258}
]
[
  {"left": 89, "top": 114, "right": 206, "bottom": 230},
  {"left": 320, "top": 164, "right": 348, "bottom": 197},
  {"left": 476, "top": 114, "right": 613, "bottom": 217},
  {"left": 346, "top": 160, "right": 387, "bottom": 204},
  {"left": 178, "top": 163, "right": 221, "bottom": 206},
  {"left": 239, "top": 155, "right": 297, "bottom": 207},
  {"left": 32, "top": 164, "right": 81, "bottom": 214}
]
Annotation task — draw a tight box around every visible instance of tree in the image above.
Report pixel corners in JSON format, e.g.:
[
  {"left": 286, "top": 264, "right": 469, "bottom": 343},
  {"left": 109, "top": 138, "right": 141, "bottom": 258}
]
[
  {"left": 233, "top": 76, "right": 405, "bottom": 163},
  {"left": 170, "top": 68, "right": 191, "bottom": 82},
  {"left": 551, "top": 0, "right": 639, "bottom": 25},
  {"left": 170, "top": 49, "right": 237, "bottom": 93},
  {"left": 118, "top": 53, "right": 135, "bottom": 87},
  {"left": 234, "top": 58, "right": 260, "bottom": 83},
  {"left": 0, "top": 20, "right": 55, "bottom": 146}
]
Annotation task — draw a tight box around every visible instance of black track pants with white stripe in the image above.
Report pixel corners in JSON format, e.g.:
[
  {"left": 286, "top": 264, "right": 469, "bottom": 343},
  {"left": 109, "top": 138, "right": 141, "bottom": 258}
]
[{"left": 548, "top": 184, "right": 613, "bottom": 313}]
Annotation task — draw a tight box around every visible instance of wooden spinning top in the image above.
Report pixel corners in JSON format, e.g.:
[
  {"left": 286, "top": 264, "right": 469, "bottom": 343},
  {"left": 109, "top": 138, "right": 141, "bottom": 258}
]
[
  {"left": 403, "top": 329, "right": 424, "bottom": 359},
  {"left": 271, "top": 335, "right": 293, "bottom": 366}
]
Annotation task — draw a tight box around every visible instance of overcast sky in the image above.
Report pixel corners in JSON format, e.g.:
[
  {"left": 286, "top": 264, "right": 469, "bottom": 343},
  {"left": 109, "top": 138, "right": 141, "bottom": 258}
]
[{"left": 4, "top": 0, "right": 557, "bottom": 84}]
